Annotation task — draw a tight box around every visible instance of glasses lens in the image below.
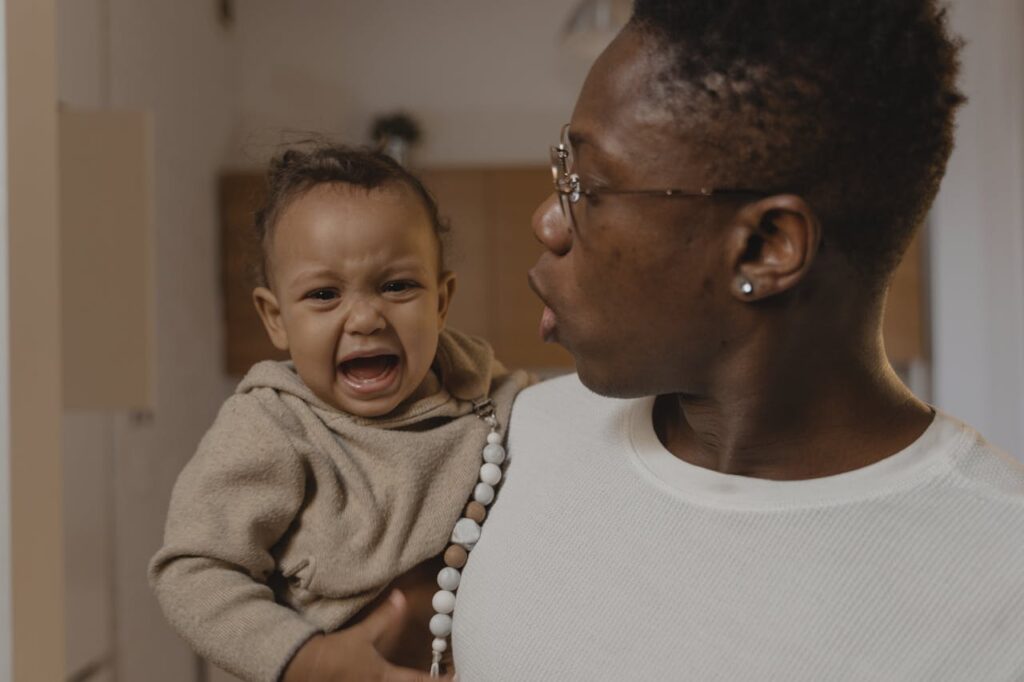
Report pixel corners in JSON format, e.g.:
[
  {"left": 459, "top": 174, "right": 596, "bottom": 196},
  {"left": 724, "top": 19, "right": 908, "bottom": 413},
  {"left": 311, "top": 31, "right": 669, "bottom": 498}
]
[
  {"left": 550, "top": 146, "right": 564, "bottom": 185},
  {"left": 565, "top": 177, "right": 579, "bottom": 228},
  {"left": 550, "top": 145, "right": 574, "bottom": 226},
  {"left": 557, "top": 191, "right": 573, "bottom": 225}
]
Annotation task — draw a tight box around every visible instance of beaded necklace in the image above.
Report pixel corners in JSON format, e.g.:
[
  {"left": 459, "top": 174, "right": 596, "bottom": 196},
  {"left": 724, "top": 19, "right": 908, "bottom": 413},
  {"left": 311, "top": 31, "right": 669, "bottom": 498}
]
[{"left": 427, "top": 398, "right": 506, "bottom": 677}]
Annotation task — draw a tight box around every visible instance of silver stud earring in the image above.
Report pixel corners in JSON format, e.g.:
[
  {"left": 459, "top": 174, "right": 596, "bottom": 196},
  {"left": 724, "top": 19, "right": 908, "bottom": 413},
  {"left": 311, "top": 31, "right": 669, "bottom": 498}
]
[{"left": 739, "top": 278, "right": 755, "bottom": 297}]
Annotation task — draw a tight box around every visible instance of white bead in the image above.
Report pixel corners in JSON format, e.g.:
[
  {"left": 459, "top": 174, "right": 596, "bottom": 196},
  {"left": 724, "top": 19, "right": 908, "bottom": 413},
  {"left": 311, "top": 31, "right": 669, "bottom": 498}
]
[
  {"left": 432, "top": 638, "right": 448, "bottom": 653},
  {"left": 486, "top": 431, "right": 502, "bottom": 445},
  {"left": 437, "top": 567, "right": 461, "bottom": 591},
  {"left": 479, "top": 462, "right": 502, "bottom": 486},
  {"left": 432, "top": 589, "right": 456, "bottom": 614},
  {"left": 483, "top": 443, "right": 506, "bottom": 465},
  {"left": 450, "top": 517, "right": 481, "bottom": 549},
  {"left": 473, "top": 482, "right": 495, "bottom": 505},
  {"left": 429, "top": 613, "right": 453, "bottom": 637}
]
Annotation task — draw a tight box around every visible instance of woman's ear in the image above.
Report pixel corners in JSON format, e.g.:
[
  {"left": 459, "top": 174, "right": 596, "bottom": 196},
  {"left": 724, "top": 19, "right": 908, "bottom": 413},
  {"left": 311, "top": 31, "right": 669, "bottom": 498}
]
[
  {"left": 253, "top": 287, "right": 290, "bottom": 351},
  {"left": 724, "top": 194, "right": 822, "bottom": 301},
  {"left": 437, "top": 271, "right": 457, "bottom": 327}
]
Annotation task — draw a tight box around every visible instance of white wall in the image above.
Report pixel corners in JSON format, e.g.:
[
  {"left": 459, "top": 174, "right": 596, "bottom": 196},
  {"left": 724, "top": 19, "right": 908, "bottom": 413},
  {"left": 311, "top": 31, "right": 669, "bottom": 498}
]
[
  {"left": 931, "top": 0, "right": 1024, "bottom": 456},
  {"left": 56, "top": 1, "right": 236, "bottom": 680},
  {"left": 230, "top": 0, "right": 587, "bottom": 167},
  {"left": 56, "top": 6, "right": 115, "bottom": 679}
]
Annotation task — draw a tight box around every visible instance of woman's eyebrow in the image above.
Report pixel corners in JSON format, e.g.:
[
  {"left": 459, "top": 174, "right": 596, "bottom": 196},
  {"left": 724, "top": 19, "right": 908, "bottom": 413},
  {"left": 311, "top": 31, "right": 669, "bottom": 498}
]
[
  {"left": 568, "top": 129, "right": 615, "bottom": 167},
  {"left": 568, "top": 129, "right": 590, "bottom": 152}
]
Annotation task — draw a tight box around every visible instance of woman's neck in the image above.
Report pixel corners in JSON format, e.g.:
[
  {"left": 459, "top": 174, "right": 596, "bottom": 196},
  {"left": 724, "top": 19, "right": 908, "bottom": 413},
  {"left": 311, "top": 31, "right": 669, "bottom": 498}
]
[{"left": 653, "top": 324, "right": 933, "bottom": 481}]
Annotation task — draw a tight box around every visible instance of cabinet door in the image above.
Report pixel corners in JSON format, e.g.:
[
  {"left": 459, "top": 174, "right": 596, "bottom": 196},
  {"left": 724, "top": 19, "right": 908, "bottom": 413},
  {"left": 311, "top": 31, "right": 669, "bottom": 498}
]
[
  {"left": 420, "top": 167, "right": 574, "bottom": 372},
  {"left": 883, "top": 231, "right": 926, "bottom": 366},
  {"left": 488, "top": 168, "right": 575, "bottom": 370},
  {"left": 219, "top": 173, "right": 287, "bottom": 376},
  {"left": 416, "top": 169, "right": 491, "bottom": 341}
]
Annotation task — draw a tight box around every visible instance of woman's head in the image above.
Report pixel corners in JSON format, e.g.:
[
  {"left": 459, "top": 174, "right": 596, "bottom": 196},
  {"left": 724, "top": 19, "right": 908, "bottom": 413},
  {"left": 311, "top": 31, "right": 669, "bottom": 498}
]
[
  {"left": 252, "top": 144, "right": 456, "bottom": 418},
  {"left": 529, "top": 1, "right": 963, "bottom": 398}
]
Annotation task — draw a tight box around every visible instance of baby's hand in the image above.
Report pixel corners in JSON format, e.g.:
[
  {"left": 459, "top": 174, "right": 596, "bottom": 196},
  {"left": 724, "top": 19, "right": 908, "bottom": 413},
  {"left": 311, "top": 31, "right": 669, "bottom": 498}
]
[{"left": 283, "top": 590, "right": 451, "bottom": 682}]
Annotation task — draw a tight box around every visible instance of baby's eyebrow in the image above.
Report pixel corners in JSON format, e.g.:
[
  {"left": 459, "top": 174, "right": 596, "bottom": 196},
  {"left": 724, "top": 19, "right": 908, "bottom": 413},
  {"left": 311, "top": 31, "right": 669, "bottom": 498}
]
[
  {"left": 290, "top": 266, "right": 336, "bottom": 282},
  {"left": 383, "top": 257, "right": 432, "bottom": 273},
  {"left": 284, "top": 267, "right": 339, "bottom": 292}
]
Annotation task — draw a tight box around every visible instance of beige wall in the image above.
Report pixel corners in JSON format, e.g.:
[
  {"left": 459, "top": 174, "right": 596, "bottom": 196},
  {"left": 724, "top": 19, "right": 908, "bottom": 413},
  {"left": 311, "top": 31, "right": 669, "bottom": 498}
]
[{"left": 7, "top": 0, "right": 65, "bottom": 680}]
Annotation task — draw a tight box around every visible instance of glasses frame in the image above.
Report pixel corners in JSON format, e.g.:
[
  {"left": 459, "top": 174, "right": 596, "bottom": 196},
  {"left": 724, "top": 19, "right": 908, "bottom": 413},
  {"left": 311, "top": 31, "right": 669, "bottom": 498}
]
[{"left": 550, "top": 123, "right": 770, "bottom": 227}]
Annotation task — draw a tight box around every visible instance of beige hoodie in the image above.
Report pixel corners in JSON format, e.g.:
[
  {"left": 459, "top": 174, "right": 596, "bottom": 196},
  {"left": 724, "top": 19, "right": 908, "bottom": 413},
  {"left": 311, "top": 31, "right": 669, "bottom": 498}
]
[{"left": 149, "top": 329, "right": 530, "bottom": 682}]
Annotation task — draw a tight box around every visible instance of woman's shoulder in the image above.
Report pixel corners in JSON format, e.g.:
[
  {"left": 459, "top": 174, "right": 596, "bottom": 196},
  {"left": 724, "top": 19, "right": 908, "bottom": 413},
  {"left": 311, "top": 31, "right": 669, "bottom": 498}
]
[
  {"left": 510, "top": 372, "right": 637, "bottom": 444},
  {"left": 513, "top": 372, "right": 607, "bottom": 412}
]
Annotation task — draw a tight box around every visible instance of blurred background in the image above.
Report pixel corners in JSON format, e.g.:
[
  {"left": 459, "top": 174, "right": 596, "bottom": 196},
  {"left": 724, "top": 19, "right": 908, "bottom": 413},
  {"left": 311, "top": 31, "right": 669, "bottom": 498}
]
[{"left": 2, "top": 1, "right": 1022, "bottom": 680}]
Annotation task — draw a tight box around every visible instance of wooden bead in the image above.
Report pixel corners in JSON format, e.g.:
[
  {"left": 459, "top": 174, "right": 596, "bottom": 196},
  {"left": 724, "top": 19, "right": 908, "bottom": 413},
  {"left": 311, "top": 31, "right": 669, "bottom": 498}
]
[
  {"left": 444, "top": 544, "right": 468, "bottom": 568},
  {"left": 464, "top": 501, "right": 487, "bottom": 523}
]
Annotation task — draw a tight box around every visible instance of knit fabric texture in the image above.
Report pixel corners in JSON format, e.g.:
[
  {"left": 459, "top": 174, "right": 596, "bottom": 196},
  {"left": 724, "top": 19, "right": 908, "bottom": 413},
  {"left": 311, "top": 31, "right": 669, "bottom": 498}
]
[
  {"left": 454, "top": 374, "right": 1024, "bottom": 681},
  {"left": 150, "top": 328, "right": 529, "bottom": 682}
]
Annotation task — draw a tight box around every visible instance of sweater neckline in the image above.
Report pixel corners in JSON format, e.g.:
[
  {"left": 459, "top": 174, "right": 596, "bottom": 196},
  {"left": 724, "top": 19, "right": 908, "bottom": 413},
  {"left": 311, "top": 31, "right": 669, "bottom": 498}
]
[{"left": 627, "top": 398, "right": 968, "bottom": 511}]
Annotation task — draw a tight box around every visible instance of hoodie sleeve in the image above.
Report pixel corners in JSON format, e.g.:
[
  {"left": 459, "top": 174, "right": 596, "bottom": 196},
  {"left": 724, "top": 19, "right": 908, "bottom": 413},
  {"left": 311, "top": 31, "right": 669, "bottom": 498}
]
[{"left": 148, "top": 392, "right": 320, "bottom": 682}]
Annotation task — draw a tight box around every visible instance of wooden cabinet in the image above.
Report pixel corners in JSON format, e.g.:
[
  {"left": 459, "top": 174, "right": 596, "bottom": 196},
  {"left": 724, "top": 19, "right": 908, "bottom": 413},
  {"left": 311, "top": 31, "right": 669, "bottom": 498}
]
[
  {"left": 421, "top": 167, "right": 575, "bottom": 371},
  {"left": 219, "top": 173, "right": 289, "bottom": 376},
  {"left": 882, "top": 231, "right": 927, "bottom": 366}
]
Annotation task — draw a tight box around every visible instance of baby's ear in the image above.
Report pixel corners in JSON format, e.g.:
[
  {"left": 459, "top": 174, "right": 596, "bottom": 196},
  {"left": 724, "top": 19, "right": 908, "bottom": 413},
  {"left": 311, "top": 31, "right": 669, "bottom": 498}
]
[
  {"left": 252, "top": 287, "right": 290, "bottom": 351},
  {"left": 437, "top": 271, "right": 457, "bottom": 327}
]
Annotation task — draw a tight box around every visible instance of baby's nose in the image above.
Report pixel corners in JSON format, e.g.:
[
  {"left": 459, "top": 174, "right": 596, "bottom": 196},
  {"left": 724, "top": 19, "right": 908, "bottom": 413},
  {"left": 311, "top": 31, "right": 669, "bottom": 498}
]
[{"left": 344, "top": 300, "right": 386, "bottom": 335}]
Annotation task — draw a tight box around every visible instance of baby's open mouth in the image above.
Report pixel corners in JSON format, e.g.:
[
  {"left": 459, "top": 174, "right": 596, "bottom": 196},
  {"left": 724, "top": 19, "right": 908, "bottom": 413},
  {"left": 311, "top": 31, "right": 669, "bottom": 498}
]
[{"left": 338, "top": 354, "right": 399, "bottom": 384}]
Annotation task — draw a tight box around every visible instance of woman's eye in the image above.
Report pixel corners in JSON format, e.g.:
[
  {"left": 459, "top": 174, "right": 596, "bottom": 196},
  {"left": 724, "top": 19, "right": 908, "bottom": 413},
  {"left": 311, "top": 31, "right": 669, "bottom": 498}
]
[
  {"left": 382, "top": 280, "right": 419, "bottom": 294},
  {"left": 304, "top": 288, "right": 338, "bottom": 301}
]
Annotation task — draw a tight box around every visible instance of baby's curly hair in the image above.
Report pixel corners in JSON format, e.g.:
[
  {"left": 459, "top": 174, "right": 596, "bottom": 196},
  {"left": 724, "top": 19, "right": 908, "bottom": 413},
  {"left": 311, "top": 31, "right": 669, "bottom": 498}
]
[
  {"left": 630, "top": 0, "right": 965, "bottom": 283},
  {"left": 254, "top": 144, "right": 448, "bottom": 286}
]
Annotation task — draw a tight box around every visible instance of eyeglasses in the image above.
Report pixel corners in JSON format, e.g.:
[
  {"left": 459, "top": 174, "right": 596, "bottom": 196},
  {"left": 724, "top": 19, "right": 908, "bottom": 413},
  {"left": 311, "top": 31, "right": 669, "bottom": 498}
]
[{"left": 550, "top": 123, "right": 769, "bottom": 228}]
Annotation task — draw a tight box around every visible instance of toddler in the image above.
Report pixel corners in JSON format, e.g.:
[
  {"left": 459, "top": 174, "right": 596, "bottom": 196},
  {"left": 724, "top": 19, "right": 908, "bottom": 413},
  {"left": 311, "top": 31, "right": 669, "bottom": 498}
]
[{"left": 150, "top": 146, "right": 529, "bottom": 682}]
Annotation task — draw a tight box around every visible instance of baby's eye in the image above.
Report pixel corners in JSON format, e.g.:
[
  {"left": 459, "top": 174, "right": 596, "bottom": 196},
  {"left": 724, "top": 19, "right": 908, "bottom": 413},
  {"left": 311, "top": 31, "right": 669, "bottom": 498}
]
[
  {"left": 381, "top": 280, "right": 420, "bottom": 294},
  {"left": 304, "top": 288, "right": 339, "bottom": 301}
]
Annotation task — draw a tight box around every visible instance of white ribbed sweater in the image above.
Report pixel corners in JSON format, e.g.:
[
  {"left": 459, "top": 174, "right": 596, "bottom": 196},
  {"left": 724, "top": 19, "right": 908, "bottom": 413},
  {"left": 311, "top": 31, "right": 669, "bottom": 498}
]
[{"left": 453, "top": 374, "right": 1024, "bottom": 681}]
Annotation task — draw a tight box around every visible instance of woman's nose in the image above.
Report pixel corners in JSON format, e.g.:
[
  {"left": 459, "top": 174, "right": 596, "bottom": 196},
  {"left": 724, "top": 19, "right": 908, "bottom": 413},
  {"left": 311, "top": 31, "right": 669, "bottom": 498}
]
[
  {"left": 344, "top": 299, "right": 386, "bottom": 335},
  {"left": 532, "top": 193, "right": 572, "bottom": 256}
]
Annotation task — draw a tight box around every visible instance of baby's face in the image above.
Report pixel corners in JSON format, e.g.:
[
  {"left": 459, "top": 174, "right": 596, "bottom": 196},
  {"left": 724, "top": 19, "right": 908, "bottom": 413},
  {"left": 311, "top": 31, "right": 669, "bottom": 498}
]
[{"left": 254, "top": 182, "right": 454, "bottom": 417}]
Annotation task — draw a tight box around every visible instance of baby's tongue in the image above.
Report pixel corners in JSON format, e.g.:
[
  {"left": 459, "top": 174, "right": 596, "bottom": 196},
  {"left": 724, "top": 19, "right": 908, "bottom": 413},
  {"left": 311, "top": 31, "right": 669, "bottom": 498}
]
[{"left": 342, "top": 355, "right": 395, "bottom": 381}]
